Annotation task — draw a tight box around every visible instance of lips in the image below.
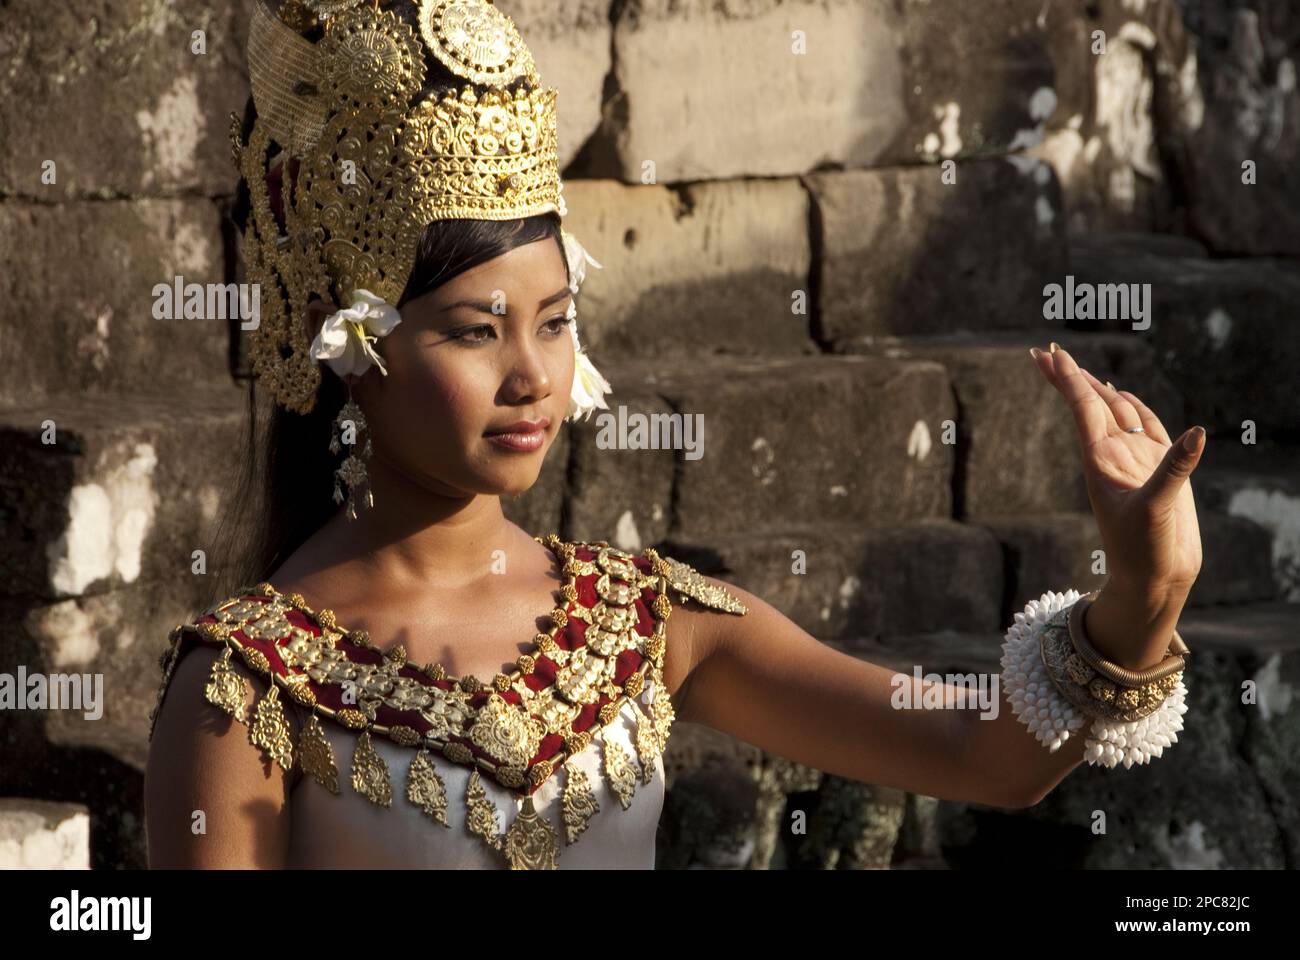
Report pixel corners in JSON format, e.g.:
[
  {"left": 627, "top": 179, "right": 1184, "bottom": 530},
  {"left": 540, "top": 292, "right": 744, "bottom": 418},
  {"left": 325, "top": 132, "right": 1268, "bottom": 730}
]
[
  {"left": 484, "top": 418, "right": 549, "bottom": 453},
  {"left": 484, "top": 418, "right": 549, "bottom": 437}
]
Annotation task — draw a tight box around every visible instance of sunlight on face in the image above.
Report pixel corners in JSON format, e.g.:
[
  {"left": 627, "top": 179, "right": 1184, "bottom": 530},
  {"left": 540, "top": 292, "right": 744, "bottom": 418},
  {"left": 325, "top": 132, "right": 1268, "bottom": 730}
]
[{"left": 355, "top": 236, "right": 575, "bottom": 498}]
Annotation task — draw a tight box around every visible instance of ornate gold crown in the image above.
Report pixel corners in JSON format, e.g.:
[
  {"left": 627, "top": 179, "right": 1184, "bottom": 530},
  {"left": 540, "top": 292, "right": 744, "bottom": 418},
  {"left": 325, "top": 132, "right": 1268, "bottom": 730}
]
[{"left": 232, "top": 0, "right": 563, "bottom": 414}]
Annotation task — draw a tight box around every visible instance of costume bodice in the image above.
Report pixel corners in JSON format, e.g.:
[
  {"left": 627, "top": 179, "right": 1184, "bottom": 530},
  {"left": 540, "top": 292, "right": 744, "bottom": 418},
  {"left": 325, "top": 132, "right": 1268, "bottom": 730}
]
[
  {"left": 148, "top": 534, "right": 749, "bottom": 869},
  {"left": 285, "top": 697, "right": 665, "bottom": 868}
]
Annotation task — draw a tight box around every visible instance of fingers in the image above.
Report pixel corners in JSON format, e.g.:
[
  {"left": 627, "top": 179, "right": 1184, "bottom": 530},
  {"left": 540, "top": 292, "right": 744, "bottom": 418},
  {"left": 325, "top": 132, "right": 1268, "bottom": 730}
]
[
  {"left": 1069, "top": 365, "right": 1119, "bottom": 433},
  {"left": 1077, "top": 368, "right": 1145, "bottom": 434},
  {"left": 1144, "top": 426, "right": 1207, "bottom": 510},
  {"left": 1030, "top": 343, "right": 1169, "bottom": 445},
  {"left": 1037, "top": 343, "right": 1114, "bottom": 447},
  {"left": 1115, "top": 389, "right": 1174, "bottom": 446}
]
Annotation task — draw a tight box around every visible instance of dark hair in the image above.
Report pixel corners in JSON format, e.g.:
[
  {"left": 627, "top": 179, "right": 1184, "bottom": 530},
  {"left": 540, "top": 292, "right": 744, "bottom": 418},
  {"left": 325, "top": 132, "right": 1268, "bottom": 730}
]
[{"left": 208, "top": 18, "right": 570, "bottom": 602}]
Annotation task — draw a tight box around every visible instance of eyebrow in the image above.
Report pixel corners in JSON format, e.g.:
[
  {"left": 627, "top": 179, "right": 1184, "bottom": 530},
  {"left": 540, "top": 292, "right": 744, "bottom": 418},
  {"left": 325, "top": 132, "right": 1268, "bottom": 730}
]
[{"left": 438, "top": 285, "right": 573, "bottom": 316}]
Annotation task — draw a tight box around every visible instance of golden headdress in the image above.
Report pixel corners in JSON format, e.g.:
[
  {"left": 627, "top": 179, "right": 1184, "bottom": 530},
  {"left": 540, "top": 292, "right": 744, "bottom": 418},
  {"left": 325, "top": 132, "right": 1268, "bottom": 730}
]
[{"left": 231, "top": 0, "right": 608, "bottom": 417}]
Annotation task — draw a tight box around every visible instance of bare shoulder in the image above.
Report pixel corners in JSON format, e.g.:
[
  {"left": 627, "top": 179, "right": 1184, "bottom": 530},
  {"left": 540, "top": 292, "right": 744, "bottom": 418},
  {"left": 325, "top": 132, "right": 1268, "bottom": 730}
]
[
  {"left": 652, "top": 554, "right": 763, "bottom": 724},
  {"left": 145, "top": 636, "right": 298, "bottom": 868}
]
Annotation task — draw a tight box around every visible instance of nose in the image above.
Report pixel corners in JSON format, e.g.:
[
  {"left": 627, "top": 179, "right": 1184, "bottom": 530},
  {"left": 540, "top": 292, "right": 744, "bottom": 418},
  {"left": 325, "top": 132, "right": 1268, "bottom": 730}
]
[{"left": 500, "top": 332, "right": 552, "bottom": 404}]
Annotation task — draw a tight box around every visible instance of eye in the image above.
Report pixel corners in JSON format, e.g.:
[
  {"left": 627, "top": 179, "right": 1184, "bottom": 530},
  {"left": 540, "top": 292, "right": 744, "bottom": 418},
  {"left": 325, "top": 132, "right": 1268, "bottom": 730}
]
[
  {"left": 542, "top": 316, "right": 568, "bottom": 336},
  {"left": 449, "top": 323, "right": 495, "bottom": 344}
]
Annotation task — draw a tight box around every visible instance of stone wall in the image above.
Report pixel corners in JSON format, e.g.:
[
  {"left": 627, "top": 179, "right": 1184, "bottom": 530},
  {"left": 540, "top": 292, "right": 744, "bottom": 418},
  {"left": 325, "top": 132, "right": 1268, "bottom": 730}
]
[{"left": 1, "top": 0, "right": 1296, "bottom": 870}]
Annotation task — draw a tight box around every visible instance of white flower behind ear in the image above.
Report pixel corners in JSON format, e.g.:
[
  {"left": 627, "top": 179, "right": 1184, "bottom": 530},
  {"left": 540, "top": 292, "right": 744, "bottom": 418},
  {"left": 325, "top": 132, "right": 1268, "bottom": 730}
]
[
  {"left": 566, "top": 300, "right": 611, "bottom": 422},
  {"left": 556, "top": 227, "right": 610, "bottom": 421},
  {"left": 309, "top": 289, "right": 402, "bottom": 378}
]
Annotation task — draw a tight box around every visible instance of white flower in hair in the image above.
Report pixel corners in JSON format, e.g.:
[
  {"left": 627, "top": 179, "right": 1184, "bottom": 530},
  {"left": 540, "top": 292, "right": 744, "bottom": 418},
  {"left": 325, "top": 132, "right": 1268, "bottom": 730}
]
[
  {"left": 555, "top": 227, "right": 610, "bottom": 421},
  {"left": 309, "top": 289, "right": 403, "bottom": 378},
  {"left": 565, "top": 299, "right": 611, "bottom": 422},
  {"left": 561, "top": 227, "right": 602, "bottom": 294}
]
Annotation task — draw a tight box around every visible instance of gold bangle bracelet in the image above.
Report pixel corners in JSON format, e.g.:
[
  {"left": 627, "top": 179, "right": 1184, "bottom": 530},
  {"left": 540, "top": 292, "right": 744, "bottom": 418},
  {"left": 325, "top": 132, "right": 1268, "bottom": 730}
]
[
  {"left": 1068, "top": 590, "right": 1189, "bottom": 686},
  {"left": 1040, "top": 624, "right": 1185, "bottom": 712},
  {"left": 1039, "top": 620, "right": 1183, "bottom": 723}
]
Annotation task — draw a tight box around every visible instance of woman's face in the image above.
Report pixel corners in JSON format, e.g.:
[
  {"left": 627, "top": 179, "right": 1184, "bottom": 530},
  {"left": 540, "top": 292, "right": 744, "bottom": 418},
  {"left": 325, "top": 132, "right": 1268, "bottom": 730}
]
[{"left": 350, "top": 236, "right": 575, "bottom": 498}]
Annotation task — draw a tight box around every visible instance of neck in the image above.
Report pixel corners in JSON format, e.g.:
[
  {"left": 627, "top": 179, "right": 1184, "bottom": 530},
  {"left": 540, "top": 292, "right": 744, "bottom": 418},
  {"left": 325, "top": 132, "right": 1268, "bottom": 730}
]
[{"left": 315, "top": 449, "right": 533, "bottom": 592}]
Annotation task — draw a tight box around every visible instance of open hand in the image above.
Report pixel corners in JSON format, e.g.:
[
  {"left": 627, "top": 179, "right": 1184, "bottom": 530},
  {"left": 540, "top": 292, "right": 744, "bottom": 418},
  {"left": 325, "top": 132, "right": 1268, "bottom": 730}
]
[{"left": 1029, "top": 342, "right": 1205, "bottom": 605}]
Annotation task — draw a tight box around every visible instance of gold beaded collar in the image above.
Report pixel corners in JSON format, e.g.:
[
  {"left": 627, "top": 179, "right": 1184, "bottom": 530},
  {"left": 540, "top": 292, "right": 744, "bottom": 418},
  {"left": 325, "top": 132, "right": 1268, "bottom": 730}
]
[
  {"left": 254, "top": 534, "right": 572, "bottom": 695},
  {"left": 148, "top": 535, "right": 749, "bottom": 868}
]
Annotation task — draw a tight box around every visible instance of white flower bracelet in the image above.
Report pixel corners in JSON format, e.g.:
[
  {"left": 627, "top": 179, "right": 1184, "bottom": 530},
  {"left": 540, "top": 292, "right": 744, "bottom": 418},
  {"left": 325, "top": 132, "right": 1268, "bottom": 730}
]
[{"left": 1000, "top": 589, "right": 1189, "bottom": 769}]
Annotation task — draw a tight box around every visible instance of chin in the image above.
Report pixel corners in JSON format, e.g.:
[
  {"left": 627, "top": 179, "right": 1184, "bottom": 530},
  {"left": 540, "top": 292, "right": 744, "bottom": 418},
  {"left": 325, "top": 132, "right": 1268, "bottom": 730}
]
[
  {"left": 466, "top": 429, "right": 555, "bottom": 492},
  {"left": 485, "top": 468, "right": 543, "bottom": 498},
  {"left": 474, "top": 452, "right": 547, "bottom": 496}
]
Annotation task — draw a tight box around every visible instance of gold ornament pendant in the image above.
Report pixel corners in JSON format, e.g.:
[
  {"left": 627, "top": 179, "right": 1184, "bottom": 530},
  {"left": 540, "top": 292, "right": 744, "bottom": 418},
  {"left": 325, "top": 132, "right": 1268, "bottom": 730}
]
[
  {"left": 503, "top": 795, "right": 558, "bottom": 869},
  {"left": 330, "top": 389, "right": 375, "bottom": 519}
]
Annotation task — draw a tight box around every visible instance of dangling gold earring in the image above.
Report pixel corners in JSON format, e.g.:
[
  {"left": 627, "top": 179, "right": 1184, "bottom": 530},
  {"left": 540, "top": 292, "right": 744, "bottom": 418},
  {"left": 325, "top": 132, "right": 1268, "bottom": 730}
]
[{"left": 329, "top": 380, "right": 374, "bottom": 520}]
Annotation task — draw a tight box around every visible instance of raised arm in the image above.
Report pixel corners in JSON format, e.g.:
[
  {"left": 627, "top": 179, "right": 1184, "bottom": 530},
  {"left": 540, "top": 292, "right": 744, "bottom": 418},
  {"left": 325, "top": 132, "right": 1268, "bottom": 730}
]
[
  {"left": 145, "top": 643, "right": 299, "bottom": 868},
  {"left": 662, "top": 343, "right": 1203, "bottom": 809},
  {"left": 664, "top": 577, "right": 1089, "bottom": 810}
]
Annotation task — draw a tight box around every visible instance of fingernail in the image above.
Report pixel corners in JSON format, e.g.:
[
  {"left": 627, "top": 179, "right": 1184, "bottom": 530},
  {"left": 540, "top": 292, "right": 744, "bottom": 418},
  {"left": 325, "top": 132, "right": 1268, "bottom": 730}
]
[
  {"left": 1029, "top": 346, "right": 1042, "bottom": 361},
  {"left": 1049, "top": 341, "right": 1060, "bottom": 354},
  {"left": 1183, "top": 426, "right": 1205, "bottom": 453},
  {"left": 1105, "top": 380, "right": 1116, "bottom": 391}
]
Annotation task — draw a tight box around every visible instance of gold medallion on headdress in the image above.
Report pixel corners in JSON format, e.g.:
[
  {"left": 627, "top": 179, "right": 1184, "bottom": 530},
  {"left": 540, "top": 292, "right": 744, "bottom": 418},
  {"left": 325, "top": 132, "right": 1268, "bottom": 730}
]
[
  {"left": 318, "top": 5, "right": 427, "bottom": 111},
  {"left": 417, "top": 0, "right": 539, "bottom": 86}
]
